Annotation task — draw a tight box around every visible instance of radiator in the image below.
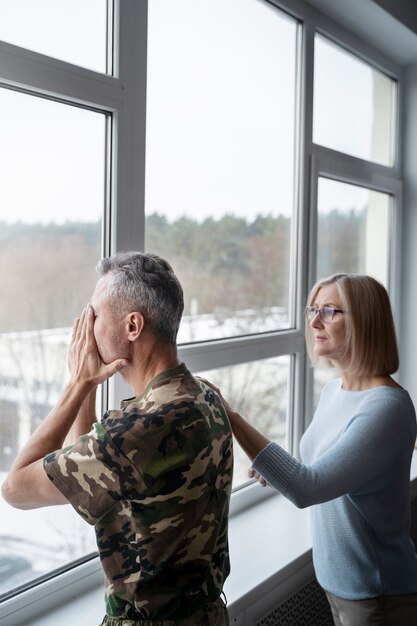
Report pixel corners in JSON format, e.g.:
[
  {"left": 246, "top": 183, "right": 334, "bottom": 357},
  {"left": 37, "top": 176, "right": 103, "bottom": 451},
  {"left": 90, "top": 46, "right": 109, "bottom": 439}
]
[{"left": 256, "top": 578, "right": 333, "bottom": 626}]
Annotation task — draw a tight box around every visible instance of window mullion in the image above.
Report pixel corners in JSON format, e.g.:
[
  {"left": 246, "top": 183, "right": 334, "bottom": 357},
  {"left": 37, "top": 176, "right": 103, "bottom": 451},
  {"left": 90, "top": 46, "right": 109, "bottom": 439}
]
[{"left": 111, "top": 0, "right": 148, "bottom": 254}]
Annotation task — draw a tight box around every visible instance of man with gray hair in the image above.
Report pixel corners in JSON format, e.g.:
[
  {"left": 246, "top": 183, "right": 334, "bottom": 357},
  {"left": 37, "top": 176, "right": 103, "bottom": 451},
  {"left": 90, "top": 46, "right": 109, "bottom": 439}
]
[{"left": 2, "top": 252, "right": 233, "bottom": 626}]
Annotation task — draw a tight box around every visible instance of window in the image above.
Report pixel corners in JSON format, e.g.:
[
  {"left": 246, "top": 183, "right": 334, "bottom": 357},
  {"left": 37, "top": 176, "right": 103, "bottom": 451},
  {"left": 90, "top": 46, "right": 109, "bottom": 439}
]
[
  {"left": 0, "top": 0, "right": 147, "bottom": 609},
  {"left": 0, "top": 88, "right": 105, "bottom": 599},
  {"left": 0, "top": 0, "right": 403, "bottom": 617},
  {"left": 313, "top": 33, "right": 396, "bottom": 166},
  {"left": 145, "top": 0, "right": 298, "bottom": 340},
  {"left": 145, "top": 0, "right": 301, "bottom": 500},
  {"left": 310, "top": 35, "right": 398, "bottom": 296},
  {"left": 317, "top": 178, "right": 391, "bottom": 286},
  {"left": 311, "top": 176, "right": 394, "bottom": 407},
  {"left": 309, "top": 34, "right": 399, "bottom": 415},
  {"left": 0, "top": 0, "right": 109, "bottom": 73},
  {"left": 197, "top": 357, "right": 290, "bottom": 489}
]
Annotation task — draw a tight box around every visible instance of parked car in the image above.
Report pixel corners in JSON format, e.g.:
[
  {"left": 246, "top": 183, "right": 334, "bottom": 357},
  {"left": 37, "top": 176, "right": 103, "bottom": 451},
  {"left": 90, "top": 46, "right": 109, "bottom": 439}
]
[{"left": 0, "top": 554, "right": 33, "bottom": 597}]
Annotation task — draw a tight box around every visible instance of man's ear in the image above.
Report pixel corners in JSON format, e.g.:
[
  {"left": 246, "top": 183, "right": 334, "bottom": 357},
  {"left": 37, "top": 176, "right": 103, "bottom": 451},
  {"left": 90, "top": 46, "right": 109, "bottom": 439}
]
[{"left": 126, "top": 312, "right": 145, "bottom": 341}]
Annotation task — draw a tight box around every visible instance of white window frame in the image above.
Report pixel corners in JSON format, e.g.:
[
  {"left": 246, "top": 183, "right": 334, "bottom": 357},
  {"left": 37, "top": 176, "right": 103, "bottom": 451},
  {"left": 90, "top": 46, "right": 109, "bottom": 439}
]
[
  {"left": 0, "top": 2, "right": 148, "bottom": 623},
  {"left": 0, "top": 0, "right": 404, "bottom": 623},
  {"left": 302, "top": 21, "right": 403, "bottom": 418}
]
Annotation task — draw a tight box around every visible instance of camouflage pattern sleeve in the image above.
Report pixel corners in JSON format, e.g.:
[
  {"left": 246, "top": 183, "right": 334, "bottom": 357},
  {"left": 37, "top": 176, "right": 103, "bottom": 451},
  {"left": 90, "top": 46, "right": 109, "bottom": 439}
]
[{"left": 43, "top": 415, "right": 145, "bottom": 525}]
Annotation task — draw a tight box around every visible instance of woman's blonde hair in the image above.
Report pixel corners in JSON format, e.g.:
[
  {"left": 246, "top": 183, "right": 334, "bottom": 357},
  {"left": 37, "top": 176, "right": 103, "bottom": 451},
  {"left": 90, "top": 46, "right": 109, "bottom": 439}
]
[{"left": 305, "top": 273, "right": 399, "bottom": 378}]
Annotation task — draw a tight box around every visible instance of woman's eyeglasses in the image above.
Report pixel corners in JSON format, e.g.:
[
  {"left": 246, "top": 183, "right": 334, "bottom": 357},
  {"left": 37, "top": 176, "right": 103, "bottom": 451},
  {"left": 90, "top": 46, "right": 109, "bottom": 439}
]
[{"left": 305, "top": 306, "right": 345, "bottom": 323}]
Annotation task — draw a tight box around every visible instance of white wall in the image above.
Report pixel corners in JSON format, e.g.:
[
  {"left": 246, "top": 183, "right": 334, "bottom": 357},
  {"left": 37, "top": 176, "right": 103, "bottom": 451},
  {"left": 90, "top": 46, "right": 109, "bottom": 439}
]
[{"left": 400, "top": 62, "right": 417, "bottom": 407}]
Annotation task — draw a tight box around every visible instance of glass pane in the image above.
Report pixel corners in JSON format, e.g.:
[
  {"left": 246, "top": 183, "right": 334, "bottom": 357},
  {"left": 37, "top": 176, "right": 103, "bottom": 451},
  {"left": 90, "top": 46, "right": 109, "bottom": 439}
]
[
  {"left": 313, "top": 177, "right": 392, "bottom": 423},
  {"left": 0, "top": 0, "right": 108, "bottom": 73},
  {"left": 197, "top": 357, "right": 290, "bottom": 490},
  {"left": 0, "top": 88, "right": 105, "bottom": 598},
  {"left": 317, "top": 178, "right": 391, "bottom": 286},
  {"left": 145, "top": 0, "right": 298, "bottom": 342},
  {"left": 313, "top": 34, "right": 396, "bottom": 165}
]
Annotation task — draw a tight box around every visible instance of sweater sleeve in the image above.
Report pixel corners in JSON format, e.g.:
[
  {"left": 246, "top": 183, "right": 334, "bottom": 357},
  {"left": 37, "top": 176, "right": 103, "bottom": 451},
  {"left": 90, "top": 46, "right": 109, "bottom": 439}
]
[{"left": 252, "top": 393, "right": 415, "bottom": 508}]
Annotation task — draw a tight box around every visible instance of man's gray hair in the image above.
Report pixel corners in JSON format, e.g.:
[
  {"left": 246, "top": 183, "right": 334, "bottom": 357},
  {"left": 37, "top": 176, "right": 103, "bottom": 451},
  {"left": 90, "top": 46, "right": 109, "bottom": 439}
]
[{"left": 96, "top": 252, "right": 184, "bottom": 345}]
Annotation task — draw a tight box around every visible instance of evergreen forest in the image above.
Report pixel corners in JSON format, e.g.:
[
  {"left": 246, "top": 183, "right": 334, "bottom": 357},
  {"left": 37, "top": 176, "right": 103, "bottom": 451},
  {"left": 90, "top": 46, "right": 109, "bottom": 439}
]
[{"left": 0, "top": 208, "right": 365, "bottom": 333}]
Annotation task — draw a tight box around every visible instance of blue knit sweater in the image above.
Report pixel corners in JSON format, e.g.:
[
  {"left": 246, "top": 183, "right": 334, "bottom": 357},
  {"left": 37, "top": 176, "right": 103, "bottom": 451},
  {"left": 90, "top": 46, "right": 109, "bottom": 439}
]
[{"left": 252, "top": 378, "right": 417, "bottom": 599}]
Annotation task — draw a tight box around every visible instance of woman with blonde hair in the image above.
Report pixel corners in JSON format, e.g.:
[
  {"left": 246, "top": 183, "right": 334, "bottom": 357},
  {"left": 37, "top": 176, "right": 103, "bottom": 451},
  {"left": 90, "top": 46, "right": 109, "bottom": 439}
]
[{"left": 207, "top": 273, "right": 417, "bottom": 625}]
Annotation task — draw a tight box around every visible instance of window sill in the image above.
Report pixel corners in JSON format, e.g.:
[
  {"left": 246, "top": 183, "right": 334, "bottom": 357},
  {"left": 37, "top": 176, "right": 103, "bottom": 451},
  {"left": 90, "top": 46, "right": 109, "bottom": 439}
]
[{"left": 2, "top": 451, "right": 417, "bottom": 626}]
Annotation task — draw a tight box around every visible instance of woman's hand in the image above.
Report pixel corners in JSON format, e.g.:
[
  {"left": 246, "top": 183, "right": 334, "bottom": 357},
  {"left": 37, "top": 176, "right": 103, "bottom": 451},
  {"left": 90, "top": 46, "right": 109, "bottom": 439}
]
[
  {"left": 197, "top": 375, "right": 271, "bottom": 469},
  {"left": 248, "top": 467, "right": 269, "bottom": 487},
  {"left": 197, "top": 376, "right": 236, "bottom": 418}
]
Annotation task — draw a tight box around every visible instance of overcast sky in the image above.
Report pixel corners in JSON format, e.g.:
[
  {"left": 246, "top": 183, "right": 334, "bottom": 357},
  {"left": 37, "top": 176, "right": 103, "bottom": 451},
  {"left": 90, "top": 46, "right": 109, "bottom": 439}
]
[{"left": 0, "top": 0, "right": 388, "bottom": 225}]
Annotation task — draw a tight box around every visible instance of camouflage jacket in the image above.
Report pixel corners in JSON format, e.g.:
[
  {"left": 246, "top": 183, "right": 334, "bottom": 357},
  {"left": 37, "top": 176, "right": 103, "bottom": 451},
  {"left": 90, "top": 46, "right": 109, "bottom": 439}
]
[{"left": 43, "top": 363, "right": 233, "bottom": 620}]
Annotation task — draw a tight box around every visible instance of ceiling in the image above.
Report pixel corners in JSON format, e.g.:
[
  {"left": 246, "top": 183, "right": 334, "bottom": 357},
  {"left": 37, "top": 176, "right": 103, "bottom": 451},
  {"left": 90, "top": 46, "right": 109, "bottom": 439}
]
[{"left": 303, "top": 0, "right": 417, "bottom": 66}]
